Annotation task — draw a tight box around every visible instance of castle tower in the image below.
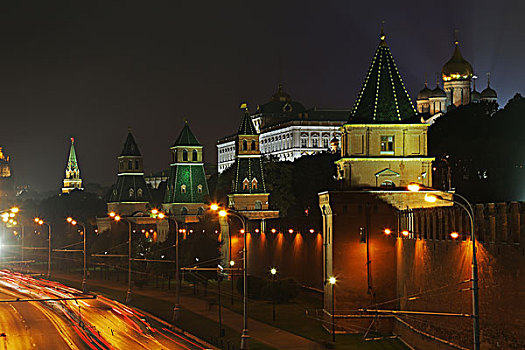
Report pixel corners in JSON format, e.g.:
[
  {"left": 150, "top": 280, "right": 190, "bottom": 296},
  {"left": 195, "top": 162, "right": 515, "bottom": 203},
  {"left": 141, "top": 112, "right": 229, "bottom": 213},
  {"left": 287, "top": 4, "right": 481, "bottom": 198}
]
[
  {"left": 336, "top": 30, "right": 434, "bottom": 188},
  {"left": 442, "top": 40, "right": 473, "bottom": 108},
  {"left": 228, "top": 104, "right": 271, "bottom": 212},
  {"left": 62, "top": 137, "right": 83, "bottom": 194},
  {"left": 163, "top": 121, "right": 209, "bottom": 221},
  {"left": 107, "top": 130, "right": 152, "bottom": 215}
]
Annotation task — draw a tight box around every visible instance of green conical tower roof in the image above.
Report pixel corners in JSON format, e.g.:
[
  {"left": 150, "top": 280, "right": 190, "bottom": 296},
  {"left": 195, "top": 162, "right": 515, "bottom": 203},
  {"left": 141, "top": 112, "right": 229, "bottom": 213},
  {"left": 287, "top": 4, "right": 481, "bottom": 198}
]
[
  {"left": 66, "top": 137, "right": 79, "bottom": 173},
  {"left": 120, "top": 131, "right": 142, "bottom": 156},
  {"left": 238, "top": 104, "right": 257, "bottom": 135},
  {"left": 349, "top": 30, "right": 418, "bottom": 123},
  {"left": 173, "top": 121, "right": 201, "bottom": 147}
]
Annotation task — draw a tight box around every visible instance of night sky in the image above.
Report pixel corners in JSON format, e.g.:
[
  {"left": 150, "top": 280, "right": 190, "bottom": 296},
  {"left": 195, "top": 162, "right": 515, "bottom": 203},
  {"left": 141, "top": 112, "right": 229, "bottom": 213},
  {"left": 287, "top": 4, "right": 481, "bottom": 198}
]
[{"left": 0, "top": 1, "right": 523, "bottom": 192}]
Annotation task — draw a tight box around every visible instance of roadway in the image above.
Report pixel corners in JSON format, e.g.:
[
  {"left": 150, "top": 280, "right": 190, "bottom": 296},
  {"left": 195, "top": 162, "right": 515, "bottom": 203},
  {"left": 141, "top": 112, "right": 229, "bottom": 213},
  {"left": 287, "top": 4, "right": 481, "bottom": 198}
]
[{"left": 0, "top": 270, "right": 212, "bottom": 349}]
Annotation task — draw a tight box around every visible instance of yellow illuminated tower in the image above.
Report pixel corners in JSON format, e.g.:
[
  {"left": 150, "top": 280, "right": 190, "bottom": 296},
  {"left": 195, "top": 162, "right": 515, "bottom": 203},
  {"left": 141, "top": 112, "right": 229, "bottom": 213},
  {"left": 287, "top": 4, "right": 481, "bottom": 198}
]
[{"left": 62, "top": 137, "right": 83, "bottom": 194}]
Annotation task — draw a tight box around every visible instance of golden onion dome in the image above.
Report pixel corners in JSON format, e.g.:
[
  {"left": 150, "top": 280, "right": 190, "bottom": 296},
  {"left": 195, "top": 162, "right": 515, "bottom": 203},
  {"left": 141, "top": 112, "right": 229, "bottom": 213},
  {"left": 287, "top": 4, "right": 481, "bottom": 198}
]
[{"left": 442, "top": 41, "right": 473, "bottom": 81}]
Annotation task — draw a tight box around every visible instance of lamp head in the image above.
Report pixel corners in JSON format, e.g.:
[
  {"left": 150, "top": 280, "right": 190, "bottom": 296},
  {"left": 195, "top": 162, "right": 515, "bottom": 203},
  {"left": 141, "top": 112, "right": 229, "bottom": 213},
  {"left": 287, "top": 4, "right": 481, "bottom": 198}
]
[
  {"left": 450, "top": 232, "right": 459, "bottom": 239},
  {"left": 384, "top": 228, "right": 391, "bottom": 235},
  {"left": 270, "top": 268, "right": 277, "bottom": 275},
  {"left": 210, "top": 203, "right": 219, "bottom": 211},
  {"left": 158, "top": 212, "right": 165, "bottom": 219},
  {"left": 151, "top": 209, "right": 158, "bottom": 215},
  {"left": 407, "top": 183, "right": 421, "bottom": 192},
  {"left": 329, "top": 276, "right": 336, "bottom": 285},
  {"left": 424, "top": 193, "right": 438, "bottom": 203},
  {"left": 402, "top": 230, "right": 409, "bottom": 237},
  {"left": 114, "top": 215, "right": 121, "bottom": 222},
  {"left": 10, "top": 207, "right": 19, "bottom": 214},
  {"left": 229, "top": 260, "right": 235, "bottom": 266},
  {"left": 218, "top": 210, "right": 228, "bottom": 217},
  {"left": 34, "top": 217, "right": 40, "bottom": 223},
  {"left": 66, "top": 217, "right": 73, "bottom": 223}
]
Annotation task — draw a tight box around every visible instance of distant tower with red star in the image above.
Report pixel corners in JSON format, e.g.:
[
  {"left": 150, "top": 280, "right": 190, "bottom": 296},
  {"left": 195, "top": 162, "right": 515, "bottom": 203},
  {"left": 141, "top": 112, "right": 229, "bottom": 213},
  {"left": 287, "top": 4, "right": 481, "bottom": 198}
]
[{"left": 62, "top": 137, "right": 83, "bottom": 194}]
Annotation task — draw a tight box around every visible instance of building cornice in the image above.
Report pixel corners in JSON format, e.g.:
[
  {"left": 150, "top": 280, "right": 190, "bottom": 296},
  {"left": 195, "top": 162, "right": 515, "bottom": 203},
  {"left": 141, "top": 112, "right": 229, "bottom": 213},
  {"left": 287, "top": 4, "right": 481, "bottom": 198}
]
[{"left": 335, "top": 157, "right": 435, "bottom": 163}]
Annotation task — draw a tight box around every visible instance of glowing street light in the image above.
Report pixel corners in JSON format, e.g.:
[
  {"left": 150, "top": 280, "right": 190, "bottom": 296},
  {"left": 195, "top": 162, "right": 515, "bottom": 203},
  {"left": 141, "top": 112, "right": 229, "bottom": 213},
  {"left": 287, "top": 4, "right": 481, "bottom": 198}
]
[
  {"left": 407, "top": 182, "right": 421, "bottom": 192},
  {"left": 328, "top": 276, "right": 336, "bottom": 342},
  {"left": 424, "top": 193, "right": 438, "bottom": 203},
  {"left": 402, "top": 230, "right": 409, "bottom": 237},
  {"left": 218, "top": 210, "right": 228, "bottom": 217},
  {"left": 270, "top": 267, "right": 278, "bottom": 321},
  {"left": 10, "top": 207, "right": 19, "bottom": 214},
  {"left": 450, "top": 232, "right": 459, "bottom": 239},
  {"left": 210, "top": 203, "right": 220, "bottom": 211},
  {"left": 384, "top": 228, "right": 391, "bottom": 235}
]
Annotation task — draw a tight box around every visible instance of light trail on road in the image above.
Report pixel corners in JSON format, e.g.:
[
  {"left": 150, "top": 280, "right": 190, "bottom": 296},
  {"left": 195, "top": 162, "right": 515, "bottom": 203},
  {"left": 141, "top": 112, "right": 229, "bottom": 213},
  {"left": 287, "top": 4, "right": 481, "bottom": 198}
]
[{"left": 0, "top": 270, "right": 212, "bottom": 350}]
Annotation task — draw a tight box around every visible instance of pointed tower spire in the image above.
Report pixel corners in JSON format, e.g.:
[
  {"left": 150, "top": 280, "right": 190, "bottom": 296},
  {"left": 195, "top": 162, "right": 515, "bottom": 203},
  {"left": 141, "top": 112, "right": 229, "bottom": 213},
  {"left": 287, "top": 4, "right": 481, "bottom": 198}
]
[
  {"left": 62, "top": 137, "right": 83, "bottom": 194},
  {"left": 350, "top": 29, "right": 417, "bottom": 122},
  {"left": 107, "top": 130, "right": 152, "bottom": 215}
]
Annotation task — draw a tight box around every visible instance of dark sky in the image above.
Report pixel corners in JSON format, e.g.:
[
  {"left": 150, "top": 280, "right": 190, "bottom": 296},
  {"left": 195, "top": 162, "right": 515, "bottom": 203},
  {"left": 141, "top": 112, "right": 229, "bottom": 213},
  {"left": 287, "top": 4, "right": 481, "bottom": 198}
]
[{"left": 0, "top": 0, "right": 523, "bottom": 192}]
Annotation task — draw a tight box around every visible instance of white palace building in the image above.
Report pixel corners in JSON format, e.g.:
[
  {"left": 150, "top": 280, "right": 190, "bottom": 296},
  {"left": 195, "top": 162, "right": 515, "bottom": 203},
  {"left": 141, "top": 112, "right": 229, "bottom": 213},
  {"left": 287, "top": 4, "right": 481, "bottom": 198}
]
[{"left": 217, "top": 84, "right": 348, "bottom": 173}]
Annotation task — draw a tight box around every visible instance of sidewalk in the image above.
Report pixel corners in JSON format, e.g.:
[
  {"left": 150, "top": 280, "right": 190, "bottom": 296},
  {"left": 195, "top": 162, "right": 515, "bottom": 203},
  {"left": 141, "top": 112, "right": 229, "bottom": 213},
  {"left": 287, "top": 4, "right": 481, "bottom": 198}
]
[{"left": 40, "top": 271, "right": 321, "bottom": 350}]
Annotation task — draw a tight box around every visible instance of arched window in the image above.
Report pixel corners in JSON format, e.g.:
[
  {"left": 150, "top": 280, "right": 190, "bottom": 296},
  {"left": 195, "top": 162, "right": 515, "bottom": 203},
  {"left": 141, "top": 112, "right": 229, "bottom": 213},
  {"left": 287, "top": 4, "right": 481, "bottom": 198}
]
[
  {"left": 251, "top": 178, "right": 258, "bottom": 190},
  {"left": 183, "top": 149, "right": 188, "bottom": 161},
  {"left": 197, "top": 207, "right": 204, "bottom": 215},
  {"left": 242, "top": 140, "right": 248, "bottom": 151},
  {"left": 380, "top": 180, "right": 395, "bottom": 188},
  {"left": 251, "top": 140, "right": 256, "bottom": 151},
  {"left": 243, "top": 178, "right": 250, "bottom": 190},
  {"left": 135, "top": 160, "right": 139, "bottom": 169},
  {"left": 128, "top": 188, "right": 134, "bottom": 197},
  {"left": 312, "top": 133, "right": 319, "bottom": 148},
  {"left": 137, "top": 188, "right": 143, "bottom": 197},
  {"left": 301, "top": 133, "right": 308, "bottom": 148},
  {"left": 128, "top": 160, "right": 133, "bottom": 169},
  {"left": 192, "top": 149, "right": 198, "bottom": 161},
  {"left": 254, "top": 200, "right": 262, "bottom": 210},
  {"left": 181, "top": 184, "right": 186, "bottom": 193},
  {"left": 197, "top": 184, "right": 203, "bottom": 193},
  {"left": 181, "top": 207, "right": 188, "bottom": 215}
]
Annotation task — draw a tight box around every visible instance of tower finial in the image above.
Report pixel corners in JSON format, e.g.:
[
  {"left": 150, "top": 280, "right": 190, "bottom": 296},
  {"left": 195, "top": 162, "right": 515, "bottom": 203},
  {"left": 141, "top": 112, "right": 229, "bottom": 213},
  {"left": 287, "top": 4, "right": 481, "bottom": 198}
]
[
  {"left": 380, "top": 20, "right": 386, "bottom": 45},
  {"left": 128, "top": 126, "right": 132, "bottom": 133},
  {"left": 240, "top": 102, "right": 248, "bottom": 111},
  {"left": 70, "top": 137, "right": 74, "bottom": 144},
  {"left": 487, "top": 72, "right": 491, "bottom": 87},
  {"left": 473, "top": 75, "right": 477, "bottom": 91},
  {"left": 454, "top": 29, "right": 459, "bottom": 45}
]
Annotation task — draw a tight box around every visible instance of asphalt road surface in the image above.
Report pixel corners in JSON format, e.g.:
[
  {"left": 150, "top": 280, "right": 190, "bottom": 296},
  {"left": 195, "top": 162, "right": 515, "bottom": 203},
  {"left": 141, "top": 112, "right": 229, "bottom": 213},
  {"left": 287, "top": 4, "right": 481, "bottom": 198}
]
[{"left": 0, "top": 270, "right": 211, "bottom": 350}]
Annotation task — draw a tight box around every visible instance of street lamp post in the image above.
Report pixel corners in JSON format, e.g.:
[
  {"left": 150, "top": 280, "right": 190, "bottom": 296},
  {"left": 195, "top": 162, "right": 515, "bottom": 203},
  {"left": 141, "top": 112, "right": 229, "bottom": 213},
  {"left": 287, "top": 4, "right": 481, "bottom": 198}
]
[
  {"left": 67, "top": 217, "right": 87, "bottom": 292},
  {"left": 270, "top": 267, "right": 277, "bottom": 321},
  {"left": 229, "top": 260, "right": 235, "bottom": 305},
  {"left": 212, "top": 205, "right": 249, "bottom": 350},
  {"left": 34, "top": 218, "right": 52, "bottom": 278},
  {"left": 424, "top": 192, "right": 480, "bottom": 350},
  {"left": 109, "top": 212, "right": 133, "bottom": 303},
  {"left": 151, "top": 210, "right": 181, "bottom": 322},
  {"left": 329, "top": 276, "right": 336, "bottom": 343}
]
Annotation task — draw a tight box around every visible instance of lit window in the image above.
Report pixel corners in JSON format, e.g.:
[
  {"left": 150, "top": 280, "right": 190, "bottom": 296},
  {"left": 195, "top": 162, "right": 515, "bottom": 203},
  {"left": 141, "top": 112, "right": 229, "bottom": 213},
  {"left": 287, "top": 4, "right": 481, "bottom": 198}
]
[
  {"left": 137, "top": 188, "right": 143, "bottom": 197},
  {"left": 197, "top": 184, "right": 203, "bottom": 193},
  {"left": 301, "top": 134, "right": 308, "bottom": 148},
  {"left": 243, "top": 178, "right": 250, "bottom": 190},
  {"left": 251, "top": 178, "right": 258, "bottom": 190},
  {"left": 181, "top": 184, "right": 186, "bottom": 193},
  {"left": 192, "top": 149, "right": 198, "bottom": 161},
  {"left": 128, "top": 188, "right": 134, "bottom": 197},
  {"left": 380, "top": 136, "right": 394, "bottom": 153},
  {"left": 251, "top": 140, "right": 256, "bottom": 151},
  {"left": 183, "top": 149, "right": 188, "bottom": 161},
  {"left": 242, "top": 140, "right": 248, "bottom": 151}
]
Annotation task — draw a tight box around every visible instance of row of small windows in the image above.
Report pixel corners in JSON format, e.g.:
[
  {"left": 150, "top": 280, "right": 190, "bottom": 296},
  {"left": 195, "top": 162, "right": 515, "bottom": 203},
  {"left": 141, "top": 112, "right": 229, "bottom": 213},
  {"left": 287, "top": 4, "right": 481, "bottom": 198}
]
[
  {"left": 180, "top": 184, "right": 203, "bottom": 193},
  {"left": 180, "top": 207, "right": 205, "bottom": 215},
  {"left": 241, "top": 139, "right": 257, "bottom": 151},
  {"left": 128, "top": 188, "right": 143, "bottom": 197},
  {"left": 242, "top": 177, "right": 258, "bottom": 190},
  {"left": 121, "top": 160, "right": 140, "bottom": 170},
  {"left": 219, "top": 146, "right": 235, "bottom": 154},
  {"left": 173, "top": 149, "right": 199, "bottom": 162}
]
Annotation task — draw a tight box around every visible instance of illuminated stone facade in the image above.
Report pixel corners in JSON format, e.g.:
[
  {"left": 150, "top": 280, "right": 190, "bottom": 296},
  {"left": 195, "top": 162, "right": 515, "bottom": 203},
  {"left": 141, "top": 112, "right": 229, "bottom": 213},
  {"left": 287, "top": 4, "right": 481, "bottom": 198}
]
[{"left": 0, "top": 147, "right": 14, "bottom": 197}]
